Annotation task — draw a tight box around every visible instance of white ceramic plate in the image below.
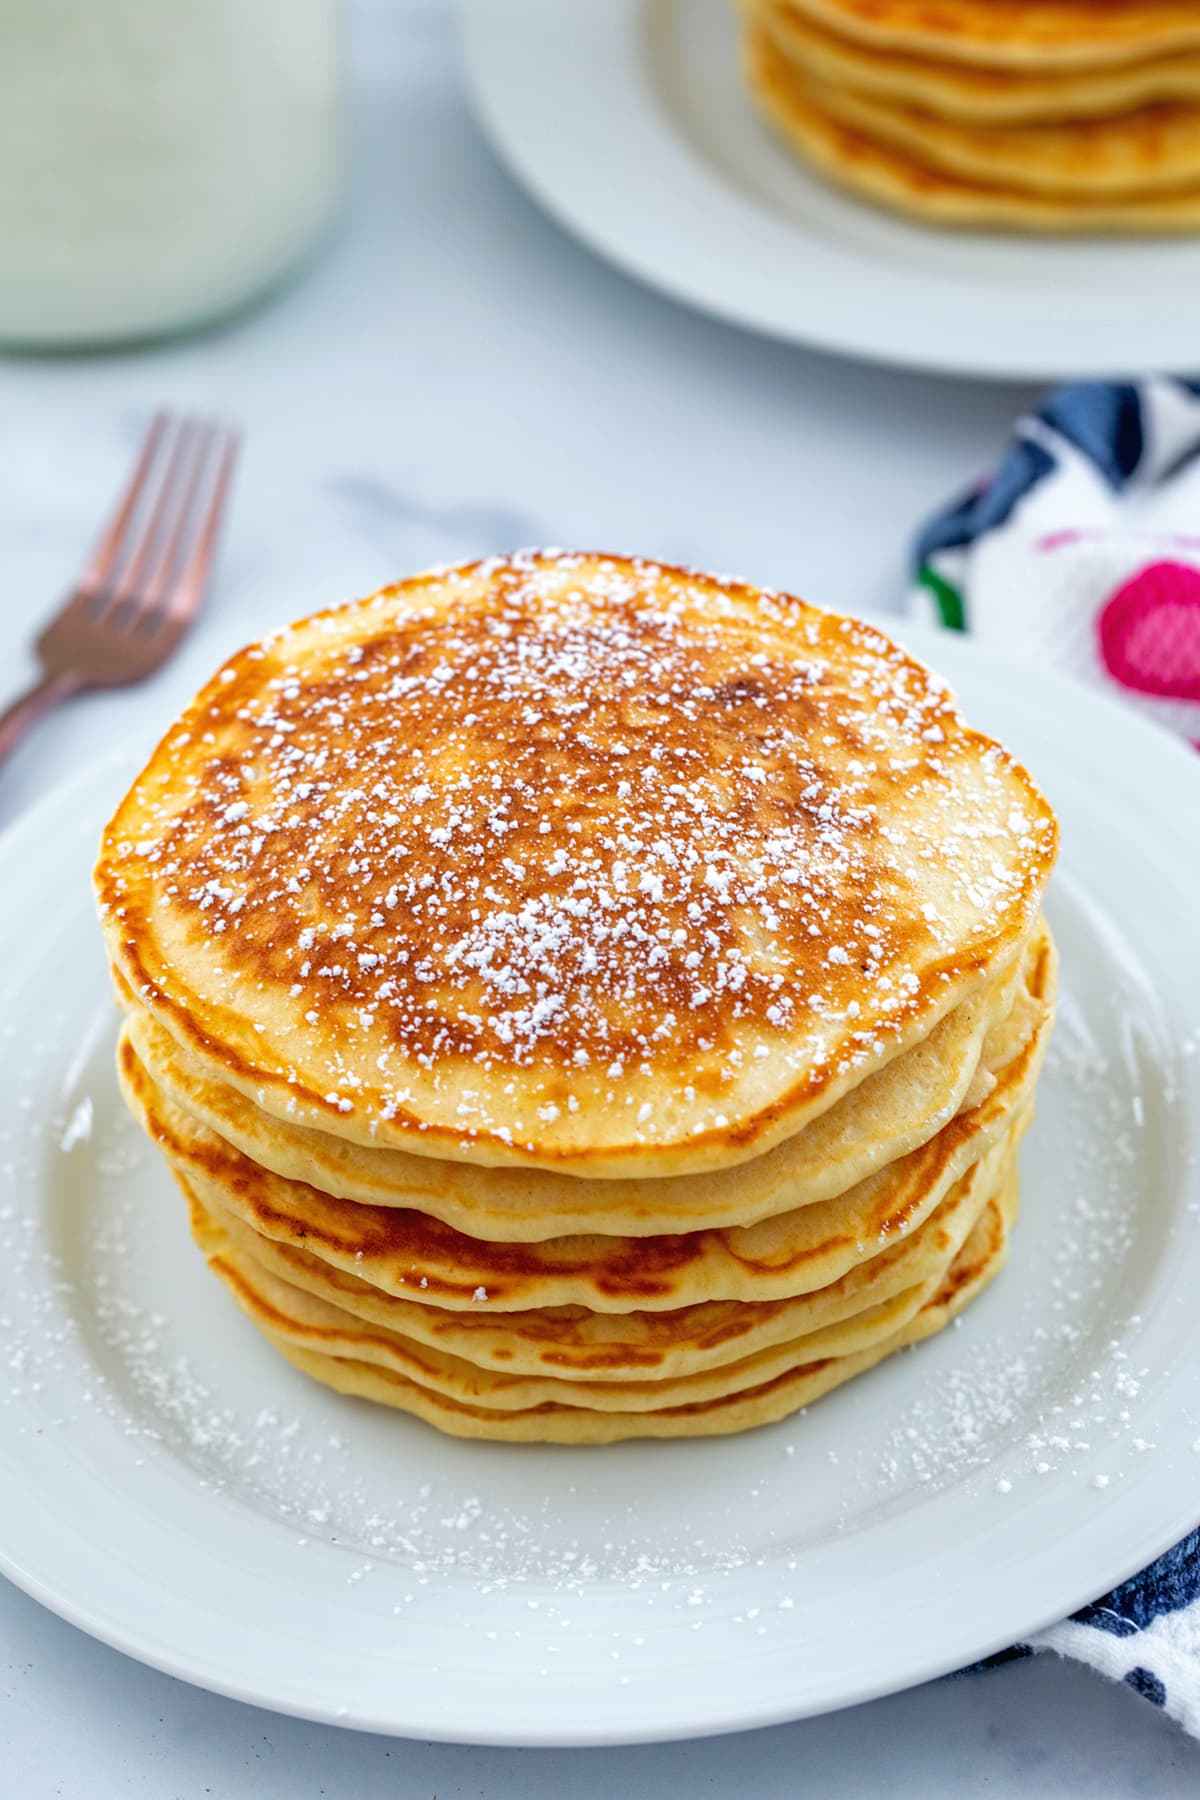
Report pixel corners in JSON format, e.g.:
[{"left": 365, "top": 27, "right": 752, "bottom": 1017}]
[
  {"left": 2, "top": 622, "right": 1200, "bottom": 1746},
  {"left": 460, "top": 0, "right": 1200, "bottom": 381}
]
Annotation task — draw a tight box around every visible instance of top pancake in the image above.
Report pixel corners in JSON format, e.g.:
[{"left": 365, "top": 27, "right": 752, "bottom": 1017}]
[
  {"left": 95, "top": 552, "right": 1056, "bottom": 1175},
  {"left": 783, "top": 0, "right": 1200, "bottom": 71}
]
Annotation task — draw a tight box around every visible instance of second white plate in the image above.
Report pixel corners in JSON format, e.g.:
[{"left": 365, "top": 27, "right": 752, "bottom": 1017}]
[{"left": 461, "top": 0, "right": 1200, "bottom": 380}]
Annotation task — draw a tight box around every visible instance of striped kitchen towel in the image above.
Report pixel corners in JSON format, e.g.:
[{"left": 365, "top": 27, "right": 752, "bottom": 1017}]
[
  {"left": 913, "top": 376, "right": 1200, "bottom": 750},
  {"left": 912, "top": 377, "right": 1200, "bottom": 1734}
]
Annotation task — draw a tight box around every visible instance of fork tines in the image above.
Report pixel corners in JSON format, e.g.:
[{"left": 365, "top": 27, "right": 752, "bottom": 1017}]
[{"left": 80, "top": 413, "right": 240, "bottom": 626}]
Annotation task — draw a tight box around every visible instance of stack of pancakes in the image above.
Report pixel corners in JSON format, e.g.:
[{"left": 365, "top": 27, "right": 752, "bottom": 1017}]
[
  {"left": 95, "top": 552, "right": 1058, "bottom": 1443},
  {"left": 740, "top": 0, "right": 1200, "bottom": 231}
]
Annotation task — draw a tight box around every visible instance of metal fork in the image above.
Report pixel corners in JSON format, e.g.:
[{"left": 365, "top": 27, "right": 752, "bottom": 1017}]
[{"left": 0, "top": 412, "right": 239, "bottom": 774}]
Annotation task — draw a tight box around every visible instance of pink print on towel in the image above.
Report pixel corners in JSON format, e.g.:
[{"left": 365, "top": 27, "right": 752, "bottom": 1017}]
[{"left": 1097, "top": 561, "right": 1200, "bottom": 703}]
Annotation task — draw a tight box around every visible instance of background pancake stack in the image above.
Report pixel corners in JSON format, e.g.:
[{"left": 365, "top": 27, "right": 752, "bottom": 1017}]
[
  {"left": 96, "top": 552, "right": 1058, "bottom": 1444},
  {"left": 739, "top": 0, "right": 1200, "bottom": 232}
]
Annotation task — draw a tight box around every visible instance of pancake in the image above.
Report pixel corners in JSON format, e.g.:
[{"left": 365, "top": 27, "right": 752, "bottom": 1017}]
[
  {"left": 761, "top": 4, "right": 1200, "bottom": 123},
  {"left": 780, "top": 0, "right": 1200, "bottom": 72},
  {"left": 801, "top": 72, "right": 1200, "bottom": 198},
  {"left": 253, "top": 1180, "right": 1017, "bottom": 1442},
  {"left": 748, "top": 1, "right": 1200, "bottom": 124},
  {"left": 188, "top": 1140, "right": 1017, "bottom": 1413},
  {"left": 177, "top": 1118, "right": 1021, "bottom": 1381},
  {"left": 117, "top": 932, "right": 1028, "bottom": 1239},
  {"left": 115, "top": 924, "right": 1055, "bottom": 1315},
  {"left": 95, "top": 552, "right": 1056, "bottom": 1177},
  {"left": 746, "top": 31, "right": 1200, "bottom": 231}
]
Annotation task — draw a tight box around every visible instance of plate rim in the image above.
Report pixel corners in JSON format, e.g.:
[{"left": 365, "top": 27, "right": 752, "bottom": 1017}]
[{"left": 459, "top": 0, "right": 1200, "bottom": 382}]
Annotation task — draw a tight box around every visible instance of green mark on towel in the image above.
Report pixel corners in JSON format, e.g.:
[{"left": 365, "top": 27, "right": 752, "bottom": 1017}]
[{"left": 917, "top": 565, "right": 967, "bottom": 632}]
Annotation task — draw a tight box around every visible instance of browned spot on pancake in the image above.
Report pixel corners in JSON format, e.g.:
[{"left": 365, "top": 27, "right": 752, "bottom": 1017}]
[
  {"left": 106, "top": 568, "right": 935, "bottom": 1078},
  {"left": 1026, "top": 931, "right": 1054, "bottom": 1005},
  {"left": 931, "top": 1203, "right": 1003, "bottom": 1305},
  {"left": 539, "top": 1345, "right": 670, "bottom": 1374}
]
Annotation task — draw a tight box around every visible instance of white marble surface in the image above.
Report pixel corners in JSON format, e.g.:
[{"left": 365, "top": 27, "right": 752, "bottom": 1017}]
[{"left": 3, "top": 1, "right": 1200, "bottom": 1791}]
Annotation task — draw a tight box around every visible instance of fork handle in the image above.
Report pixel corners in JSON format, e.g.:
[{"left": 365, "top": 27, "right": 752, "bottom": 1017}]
[{"left": 0, "top": 669, "right": 85, "bottom": 773}]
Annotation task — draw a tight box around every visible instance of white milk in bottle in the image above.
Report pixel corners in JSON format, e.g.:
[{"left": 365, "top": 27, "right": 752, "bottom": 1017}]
[{"left": 0, "top": 0, "right": 345, "bottom": 346}]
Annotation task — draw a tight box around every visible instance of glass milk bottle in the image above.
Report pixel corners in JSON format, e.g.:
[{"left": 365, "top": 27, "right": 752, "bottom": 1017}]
[{"left": 0, "top": 0, "right": 345, "bottom": 347}]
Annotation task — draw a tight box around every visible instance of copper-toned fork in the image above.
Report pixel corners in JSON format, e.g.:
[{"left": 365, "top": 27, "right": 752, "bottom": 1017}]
[{"left": 0, "top": 412, "right": 239, "bottom": 773}]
